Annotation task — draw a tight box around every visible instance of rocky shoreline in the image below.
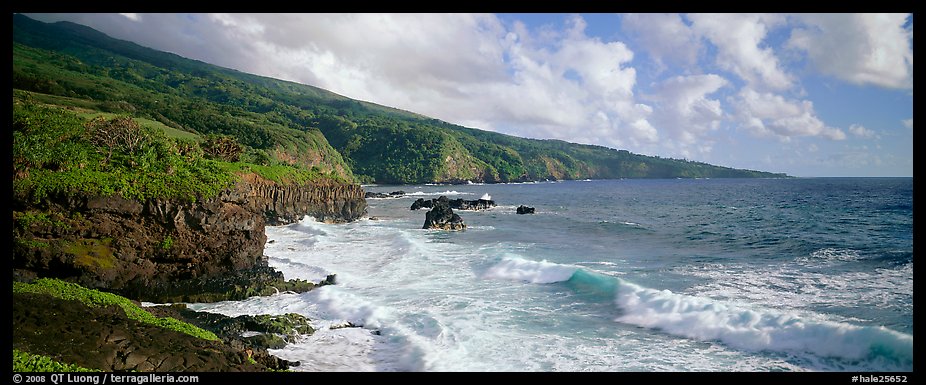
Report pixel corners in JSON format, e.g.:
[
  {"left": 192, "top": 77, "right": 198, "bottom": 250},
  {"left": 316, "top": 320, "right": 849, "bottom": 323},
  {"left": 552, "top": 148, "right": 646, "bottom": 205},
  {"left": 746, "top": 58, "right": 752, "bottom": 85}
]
[
  {"left": 13, "top": 174, "right": 365, "bottom": 302},
  {"left": 13, "top": 175, "right": 367, "bottom": 372}
]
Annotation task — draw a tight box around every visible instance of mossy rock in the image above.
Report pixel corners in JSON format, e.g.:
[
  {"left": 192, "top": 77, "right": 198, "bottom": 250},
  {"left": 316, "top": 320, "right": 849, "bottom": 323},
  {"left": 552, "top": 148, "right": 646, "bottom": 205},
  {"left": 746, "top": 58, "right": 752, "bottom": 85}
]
[
  {"left": 64, "top": 238, "right": 116, "bottom": 269},
  {"left": 242, "top": 314, "right": 315, "bottom": 341},
  {"left": 14, "top": 278, "right": 218, "bottom": 341}
]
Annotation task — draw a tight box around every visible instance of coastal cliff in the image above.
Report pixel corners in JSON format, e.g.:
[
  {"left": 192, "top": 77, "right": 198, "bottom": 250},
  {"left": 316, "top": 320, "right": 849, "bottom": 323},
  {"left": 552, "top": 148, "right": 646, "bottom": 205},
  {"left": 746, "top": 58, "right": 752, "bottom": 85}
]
[{"left": 13, "top": 174, "right": 366, "bottom": 303}]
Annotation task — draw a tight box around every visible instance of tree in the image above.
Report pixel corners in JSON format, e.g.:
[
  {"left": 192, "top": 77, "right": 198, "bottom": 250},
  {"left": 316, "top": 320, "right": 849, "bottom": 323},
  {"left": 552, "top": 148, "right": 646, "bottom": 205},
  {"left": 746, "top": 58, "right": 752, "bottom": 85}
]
[
  {"left": 84, "top": 116, "right": 148, "bottom": 166},
  {"left": 202, "top": 135, "right": 243, "bottom": 162}
]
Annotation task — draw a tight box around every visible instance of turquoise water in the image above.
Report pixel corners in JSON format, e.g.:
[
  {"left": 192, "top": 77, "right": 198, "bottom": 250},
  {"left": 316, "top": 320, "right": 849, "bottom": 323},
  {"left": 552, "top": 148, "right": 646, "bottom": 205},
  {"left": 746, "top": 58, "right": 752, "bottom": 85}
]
[{"left": 189, "top": 178, "right": 913, "bottom": 371}]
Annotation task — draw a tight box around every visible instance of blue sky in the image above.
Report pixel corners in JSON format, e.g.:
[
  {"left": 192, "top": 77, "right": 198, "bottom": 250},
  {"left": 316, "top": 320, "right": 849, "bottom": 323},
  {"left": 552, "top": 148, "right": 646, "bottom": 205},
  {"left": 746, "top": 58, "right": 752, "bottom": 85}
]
[{"left": 26, "top": 13, "right": 913, "bottom": 177}]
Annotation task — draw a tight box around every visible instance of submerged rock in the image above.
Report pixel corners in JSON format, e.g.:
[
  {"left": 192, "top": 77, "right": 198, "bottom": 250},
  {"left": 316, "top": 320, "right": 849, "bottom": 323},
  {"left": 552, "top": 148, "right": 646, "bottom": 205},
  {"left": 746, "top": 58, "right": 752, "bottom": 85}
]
[{"left": 423, "top": 196, "right": 466, "bottom": 231}]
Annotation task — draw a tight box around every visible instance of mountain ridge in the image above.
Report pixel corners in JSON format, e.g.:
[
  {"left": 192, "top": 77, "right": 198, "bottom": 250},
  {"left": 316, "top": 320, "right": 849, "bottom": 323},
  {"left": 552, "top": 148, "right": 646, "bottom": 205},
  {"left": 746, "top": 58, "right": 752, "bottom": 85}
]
[{"left": 12, "top": 13, "right": 789, "bottom": 184}]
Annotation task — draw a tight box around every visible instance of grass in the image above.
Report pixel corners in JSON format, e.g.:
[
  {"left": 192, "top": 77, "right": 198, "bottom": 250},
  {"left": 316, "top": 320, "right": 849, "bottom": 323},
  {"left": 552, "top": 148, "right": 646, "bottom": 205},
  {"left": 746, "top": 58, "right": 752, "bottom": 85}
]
[{"left": 14, "top": 278, "right": 220, "bottom": 341}]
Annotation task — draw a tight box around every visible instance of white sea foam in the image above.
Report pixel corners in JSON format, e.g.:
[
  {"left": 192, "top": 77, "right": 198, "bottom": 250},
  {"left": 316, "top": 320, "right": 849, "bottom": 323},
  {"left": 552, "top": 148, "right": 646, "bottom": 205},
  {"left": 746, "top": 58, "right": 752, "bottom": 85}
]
[
  {"left": 680, "top": 260, "right": 913, "bottom": 318},
  {"left": 482, "top": 256, "right": 579, "bottom": 284},
  {"left": 217, "top": 211, "right": 912, "bottom": 372},
  {"left": 795, "top": 248, "right": 864, "bottom": 267},
  {"left": 404, "top": 190, "right": 474, "bottom": 196},
  {"left": 614, "top": 280, "right": 913, "bottom": 367},
  {"left": 480, "top": 193, "right": 492, "bottom": 200},
  {"left": 481, "top": 257, "right": 913, "bottom": 368}
]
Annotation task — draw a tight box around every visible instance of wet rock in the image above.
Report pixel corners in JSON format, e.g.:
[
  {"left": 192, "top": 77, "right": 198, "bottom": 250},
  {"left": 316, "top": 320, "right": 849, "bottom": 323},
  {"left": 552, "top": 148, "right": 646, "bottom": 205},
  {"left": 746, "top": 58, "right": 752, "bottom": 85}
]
[
  {"left": 365, "top": 190, "right": 405, "bottom": 199},
  {"left": 145, "top": 304, "right": 314, "bottom": 345},
  {"left": 320, "top": 274, "right": 337, "bottom": 286},
  {"left": 329, "top": 321, "right": 360, "bottom": 330},
  {"left": 413, "top": 197, "right": 495, "bottom": 211},
  {"left": 410, "top": 198, "right": 434, "bottom": 210},
  {"left": 517, "top": 205, "right": 535, "bottom": 214},
  {"left": 118, "top": 261, "right": 325, "bottom": 303},
  {"left": 423, "top": 196, "right": 466, "bottom": 231}
]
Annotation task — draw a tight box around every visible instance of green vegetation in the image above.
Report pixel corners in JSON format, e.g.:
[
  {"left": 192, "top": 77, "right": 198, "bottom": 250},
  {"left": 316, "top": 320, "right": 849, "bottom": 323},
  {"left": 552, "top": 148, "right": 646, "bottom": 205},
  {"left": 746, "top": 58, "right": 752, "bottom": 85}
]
[
  {"left": 13, "top": 349, "right": 100, "bottom": 372},
  {"left": 14, "top": 278, "right": 220, "bottom": 341},
  {"left": 160, "top": 235, "right": 173, "bottom": 250},
  {"left": 13, "top": 101, "right": 341, "bottom": 204},
  {"left": 13, "top": 13, "right": 786, "bottom": 187},
  {"left": 13, "top": 211, "right": 69, "bottom": 231},
  {"left": 13, "top": 101, "right": 238, "bottom": 203}
]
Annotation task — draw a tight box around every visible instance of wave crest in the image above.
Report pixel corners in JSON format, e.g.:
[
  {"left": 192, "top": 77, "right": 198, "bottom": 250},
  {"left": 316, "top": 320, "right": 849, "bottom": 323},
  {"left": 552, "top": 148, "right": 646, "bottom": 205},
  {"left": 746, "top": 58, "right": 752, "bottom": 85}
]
[
  {"left": 484, "top": 256, "right": 913, "bottom": 367},
  {"left": 614, "top": 281, "right": 913, "bottom": 366},
  {"left": 483, "top": 256, "right": 578, "bottom": 284}
]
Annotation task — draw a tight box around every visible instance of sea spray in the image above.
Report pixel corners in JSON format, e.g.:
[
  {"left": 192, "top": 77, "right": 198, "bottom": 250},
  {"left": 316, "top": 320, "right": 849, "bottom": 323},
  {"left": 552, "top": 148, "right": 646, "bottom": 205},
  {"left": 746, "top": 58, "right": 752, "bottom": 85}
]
[{"left": 482, "top": 256, "right": 578, "bottom": 284}]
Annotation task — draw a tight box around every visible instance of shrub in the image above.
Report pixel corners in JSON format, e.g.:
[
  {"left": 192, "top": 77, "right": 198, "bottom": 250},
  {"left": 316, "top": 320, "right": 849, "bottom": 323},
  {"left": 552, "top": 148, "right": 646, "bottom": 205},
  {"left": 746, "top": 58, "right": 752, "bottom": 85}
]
[
  {"left": 202, "top": 135, "right": 243, "bottom": 162},
  {"left": 13, "top": 350, "right": 99, "bottom": 372}
]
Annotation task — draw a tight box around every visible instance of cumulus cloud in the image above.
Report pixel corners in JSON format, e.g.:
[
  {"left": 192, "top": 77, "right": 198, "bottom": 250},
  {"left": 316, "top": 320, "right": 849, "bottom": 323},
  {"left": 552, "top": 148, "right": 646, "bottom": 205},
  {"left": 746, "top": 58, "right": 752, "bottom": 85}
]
[
  {"left": 731, "top": 87, "right": 845, "bottom": 140},
  {"left": 20, "top": 13, "right": 912, "bottom": 176},
  {"left": 621, "top": 13, "right": 700, "bottom": 71},
  {"left": 688, "top": 13, "right": 793, "bottom": 91},
  {"left": 787, "top": 13, "right": 913, "bottom": 89},
  {"left": 848, "top": 124, "right": 879, "bottom": 139},
  {"left": 29, "top": 13, "right": 661, "bottom": 149},
  {"left": 645, "top": 74, "right": 728, "bottom": 156}
]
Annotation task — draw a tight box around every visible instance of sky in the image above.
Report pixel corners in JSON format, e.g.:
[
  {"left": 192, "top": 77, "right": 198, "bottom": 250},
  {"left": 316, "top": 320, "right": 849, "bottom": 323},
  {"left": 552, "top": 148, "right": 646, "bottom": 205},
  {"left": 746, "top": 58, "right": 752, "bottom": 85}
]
[{"left": 24, "top": 13, "right": 914, "bottom": 177}]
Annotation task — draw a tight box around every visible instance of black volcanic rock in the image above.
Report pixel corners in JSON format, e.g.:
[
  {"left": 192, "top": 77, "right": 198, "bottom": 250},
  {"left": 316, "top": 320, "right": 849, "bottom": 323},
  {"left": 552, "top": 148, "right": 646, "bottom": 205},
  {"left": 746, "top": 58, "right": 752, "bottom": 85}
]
[
  {"left": 413, "top": 197, "right": 495, "bottom": 211},
  {"left": 365, "top": 191, "right": 405, "bottom": 199},
  {"left": 423, "top": 196, "right": 466, "bottom": 231},
  {"left": 517, "top": 205, "right": 535, "bottom": 214},
  {"left": 411, "top": 198, "right": 435, "bottom": 210},
  {"left": 450, "top": 198, "right": 496, "bottom": 211},
  {"left": 12, "top": 175, "right": 365, "bottom": 303}
]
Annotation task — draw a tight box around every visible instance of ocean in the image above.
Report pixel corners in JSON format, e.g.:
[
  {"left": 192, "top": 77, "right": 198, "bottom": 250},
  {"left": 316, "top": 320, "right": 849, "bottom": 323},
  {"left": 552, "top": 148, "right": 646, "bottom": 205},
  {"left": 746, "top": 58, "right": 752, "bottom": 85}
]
[{"left": 187, "top": 177, "right": 913, "bottom": 372}]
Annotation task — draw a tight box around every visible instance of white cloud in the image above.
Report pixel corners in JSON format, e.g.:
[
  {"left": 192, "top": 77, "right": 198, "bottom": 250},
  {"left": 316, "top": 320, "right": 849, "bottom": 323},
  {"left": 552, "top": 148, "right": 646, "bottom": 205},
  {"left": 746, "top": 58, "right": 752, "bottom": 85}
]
[
  {"left": 787, "top": 13, "right": 912, "bottom": 89},
  {"left": 25, "top": 13, "right": 662, "bottom": 150},
  {"left": 902, "top": 119, "right": 913, "bottom": 130},
  {"left": 732, "top": 87, "right": 845, "bottom": 140},
  {"left": 621, "top": 13, "right": 700, "bottom": 71},
  {"left": 688, "top": 13, "right": 793, "bottom": 91},
  {"left": 119, "top": 13, "right": 140, "bottom": 22},
  {"left": 849, "top": 124, "right": 879, "bottom": 139},
  {"left": 21, "top": 13, "right": 912, "bottom": 177},
  {"left": 646, "top": 74, "right": 728, "bottom": 152},
  {"left": 203, "top": 13, "right": 660, "bottom": 149}
]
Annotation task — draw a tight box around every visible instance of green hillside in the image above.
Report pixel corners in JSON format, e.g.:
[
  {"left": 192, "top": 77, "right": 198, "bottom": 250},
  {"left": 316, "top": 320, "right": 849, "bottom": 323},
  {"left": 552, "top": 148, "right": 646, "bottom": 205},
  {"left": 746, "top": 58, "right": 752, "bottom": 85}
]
[{"left": 12, "top": 14, "right": 788, "bottom": 185}]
